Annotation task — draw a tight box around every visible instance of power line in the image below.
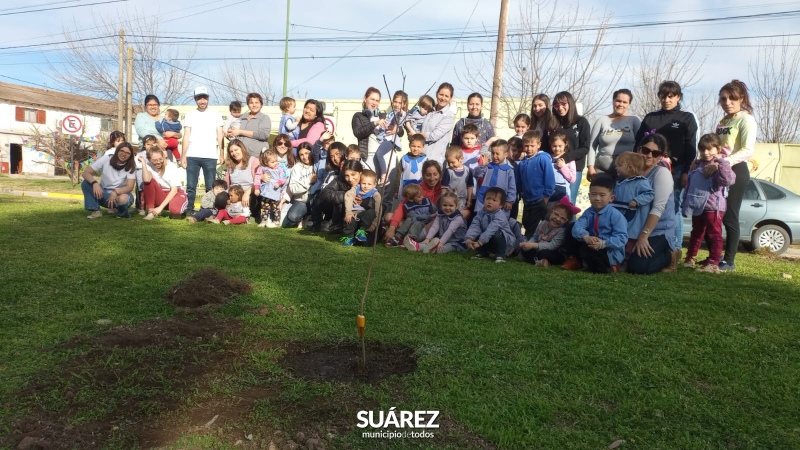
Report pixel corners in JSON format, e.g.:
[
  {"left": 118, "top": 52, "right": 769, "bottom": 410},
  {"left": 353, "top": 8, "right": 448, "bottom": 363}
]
[
  {"left": 435, "top": 0, "right": 481, "bottom": 83},
  {"left": 0, "top": 0, "right": 127, "bottom": 17},
  {"left": 286, "top": 0, "right": 424, "bottom": 93}
]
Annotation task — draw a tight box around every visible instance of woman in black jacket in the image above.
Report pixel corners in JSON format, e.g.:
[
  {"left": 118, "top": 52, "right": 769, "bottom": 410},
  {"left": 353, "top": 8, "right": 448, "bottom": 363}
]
[
  {"left": 313, "top": 158, "right": 364, "bottom": 233},
  {"left": 552, "top": 91, "right": 591, "bottom": 204},
  {"left": 634, "top": 81, "right": 698, "bottom": 266},
  {"left": 352, "top": 87, "right": 383, "bottom": 162}
]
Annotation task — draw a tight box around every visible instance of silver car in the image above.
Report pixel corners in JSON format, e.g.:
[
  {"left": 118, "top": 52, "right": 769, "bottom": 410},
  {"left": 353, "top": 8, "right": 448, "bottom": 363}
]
[{"left": 683, "top": 178, "right": 800, "bottom": 255}]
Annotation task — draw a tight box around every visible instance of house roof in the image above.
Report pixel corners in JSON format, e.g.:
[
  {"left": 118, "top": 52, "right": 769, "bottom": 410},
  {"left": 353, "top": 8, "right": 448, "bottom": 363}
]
[{"left": 0, "top": 81, "right": 128, "bottom": 117}]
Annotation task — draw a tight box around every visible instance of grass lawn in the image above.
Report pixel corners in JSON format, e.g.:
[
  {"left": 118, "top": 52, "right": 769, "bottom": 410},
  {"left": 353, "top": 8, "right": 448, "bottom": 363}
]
[
  {"left": 1, "top": 195, "right": 799, "bottom": 449},
  {"left": 0, "top": 175, "right": 82, "bottom": 195}
]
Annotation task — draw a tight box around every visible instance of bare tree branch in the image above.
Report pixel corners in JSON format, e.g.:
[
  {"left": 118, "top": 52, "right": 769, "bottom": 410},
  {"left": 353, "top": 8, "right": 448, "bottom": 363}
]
[
  {"left": 628, "top": 34, "right": 706, "bottom": 118},
  {"left": 459, "top": 0, "right": 628, "bottom": 127},
  {"left": 749, "top": 39, "right": 800, "bottom": 143},
  {"left": 210, "top": 60, "right": 277, "bottom": 106},
  {"left": 45, "top": 10, "right": 196, "bottom": 108}
]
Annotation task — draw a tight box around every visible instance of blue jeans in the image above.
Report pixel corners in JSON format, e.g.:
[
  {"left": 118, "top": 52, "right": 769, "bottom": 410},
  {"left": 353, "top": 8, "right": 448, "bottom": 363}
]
[
  {"left": 282, "top": 201, "right": 308, "bottom": 227},
  {"left": 186, "top": 157, "right": 218, "bottom": 211},
  {"left": 569, "top": 170, "right": 583, "bottom": 204},
  {"left": 81, "top": 180, "right": 134, "bottom": 217},
  {"left": 671, "top": 164, "right": 685, "bottom": 249}
]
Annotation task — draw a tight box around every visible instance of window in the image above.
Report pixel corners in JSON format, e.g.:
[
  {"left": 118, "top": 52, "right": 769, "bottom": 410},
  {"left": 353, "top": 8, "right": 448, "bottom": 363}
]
[
  {"left": 743, "top": 180, "right": 761, "bottom": 200},
  {"left": 759, "top": 182, "right": 786, "bottom": 200},
  {"left": 101, "top": 118, "right": 113, "bottom": 132},
  {"left": 15, "top": 106, "right": 46, "bottom": 124}
]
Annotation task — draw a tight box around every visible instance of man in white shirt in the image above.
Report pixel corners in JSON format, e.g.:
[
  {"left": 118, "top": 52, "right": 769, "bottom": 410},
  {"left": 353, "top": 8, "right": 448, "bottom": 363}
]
[{"left": 181, "top": 86, "right": 224, "bottom": 214}]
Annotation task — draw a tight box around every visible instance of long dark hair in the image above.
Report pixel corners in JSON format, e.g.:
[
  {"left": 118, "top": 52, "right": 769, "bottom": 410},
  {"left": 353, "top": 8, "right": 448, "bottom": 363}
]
[
  {"left": 110, "top": 142, "right": 136, "bottom": 173},
  {"left": 553, "top": 91, "right": 580, "bottom": 128},
  {"left": 530, "top": 93, "right": 558, "bottom": 133},
  {"left": 299, "top": 99, "right": 324, "bottom": 126}
]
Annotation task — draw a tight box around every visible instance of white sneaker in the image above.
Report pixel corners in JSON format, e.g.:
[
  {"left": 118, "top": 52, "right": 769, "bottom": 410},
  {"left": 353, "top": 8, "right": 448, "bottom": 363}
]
[
  {"left": 138, "top": 209, "right": 146, "bottom": 216},
  {"left": 423, "top": 237, "right": 440, "bottom": 254},
  {"left": 266, "top": 220, "right": 277, "bottom": 228},
  {"left": 258, "top": 221, "right": 268, "bottom": 228},
  {"left": 87, "top": 210, "right": 103, "bottom": 219},
  {"left": 143, "top": 212, "right": 155, "bottom": 220}
]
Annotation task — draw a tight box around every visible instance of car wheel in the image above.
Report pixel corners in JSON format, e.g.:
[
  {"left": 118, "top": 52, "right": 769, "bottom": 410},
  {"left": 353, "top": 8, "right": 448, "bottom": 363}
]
[{"left": 752, "top": 224, "right": 790, "bottom": 255}]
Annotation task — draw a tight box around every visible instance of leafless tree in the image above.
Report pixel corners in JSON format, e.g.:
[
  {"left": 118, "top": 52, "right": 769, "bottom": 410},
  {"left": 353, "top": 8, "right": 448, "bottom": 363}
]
[
  {"left": 30, "top": 123, "right": 102, "bottom": 184},
  {"left": 684, "top": 90, "right": 719, "bottom": 135},
  {"left": 459, "top": 0, "right": 628, "bottom": 126},
  {"left": 749, "top": 40, "right": 800, "bottom": 143},
  {"left": 46, "top": 11, "right": 196, "bottom": 108},
  {"left": 628, "top": 35, "right": 706, "bottom": 118},
  {"left": 210, "top": 60, "right": 277, "bottom": 106}
]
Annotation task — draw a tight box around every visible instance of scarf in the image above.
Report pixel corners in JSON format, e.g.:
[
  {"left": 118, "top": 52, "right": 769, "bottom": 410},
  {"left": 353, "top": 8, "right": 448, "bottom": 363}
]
[
  {"left": 402, "top": 153, "right": 426, "bottom": 174},
  {"left": 356, "top": 186, "right": 377, "bottom": 198}
]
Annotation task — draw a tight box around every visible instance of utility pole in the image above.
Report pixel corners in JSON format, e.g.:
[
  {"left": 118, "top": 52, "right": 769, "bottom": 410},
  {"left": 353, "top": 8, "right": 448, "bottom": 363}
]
[
  {"left": 117, "top": 29, "right": 124, "bottom": 131},
  {"left": 489, "top": 0, "right": 510, "bottom": 128},
  {"left": 125, "top": 47, "right": 133, "bottom": 140},
  {"left": 282, "top": 0, "right": 291, "bottom": 97}
]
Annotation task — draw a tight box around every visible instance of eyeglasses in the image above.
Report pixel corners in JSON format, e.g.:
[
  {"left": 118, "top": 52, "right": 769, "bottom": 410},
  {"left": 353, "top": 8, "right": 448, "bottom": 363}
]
[
  {"left": 638, "top": 146, "right": 663, "bottom": 157},
  {"left": 117, "top": 149, "right": 132, "bottom": 156},
  {"left": 275, "top": 142, "right": 290, "bottom": 147},
  {"left": 145, "top": 103, "right": 159, "bottom": 107},
  {"left": 553, "top": 101, "right": 568, "bottom": 107}
]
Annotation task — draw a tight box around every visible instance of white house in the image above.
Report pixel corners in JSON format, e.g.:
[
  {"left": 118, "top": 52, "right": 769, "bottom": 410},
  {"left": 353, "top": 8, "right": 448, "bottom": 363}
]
[{"left": 0, "top": 81, "right": 119, "bottom": 175}]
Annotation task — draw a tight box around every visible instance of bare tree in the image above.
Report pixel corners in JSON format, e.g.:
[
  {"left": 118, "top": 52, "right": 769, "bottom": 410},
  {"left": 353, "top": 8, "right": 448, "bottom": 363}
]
[
  {"left": 31, "top": 123, "right": 101, "bottom": 184},
  {"left": 46, "top": 11, "right": 196, "bottom": 108},
  {"left": 749, "top": 40, "right": 800, "bottom": 143},
  {"left": 628, "top": 35, "right": 706, "bottom": 118},
  {"left": 459, "top": 0, "right": 628, "bottom": 126},
  {"left": 210, "top": 60, "right": 277, "bottom": 106},
  {"left": 684, "top": 90, "right": 719, "bottom": 135}
]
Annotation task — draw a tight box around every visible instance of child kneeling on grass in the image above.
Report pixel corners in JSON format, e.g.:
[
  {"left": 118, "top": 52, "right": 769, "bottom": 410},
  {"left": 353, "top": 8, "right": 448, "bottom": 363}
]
[
  {"left": 404, "top": 191, "right": 467, "bottom": 253},
  {"left": 465, "top": 187, "right": 519, "bottom": 263},
  {"left": 571, "top": 174, "right": 628, "bottom": 273},
  {"left": 342, "top": 170, "right": 381, "bottom": 246},
  {"left": 520, "top": 197, "right": 580, "bottom": 266}
]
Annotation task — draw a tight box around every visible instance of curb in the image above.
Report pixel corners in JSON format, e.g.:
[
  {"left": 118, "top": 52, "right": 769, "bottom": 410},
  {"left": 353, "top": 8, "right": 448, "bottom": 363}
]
[{"left": 0, "top": 188, "right": 83, "bottom": 200}]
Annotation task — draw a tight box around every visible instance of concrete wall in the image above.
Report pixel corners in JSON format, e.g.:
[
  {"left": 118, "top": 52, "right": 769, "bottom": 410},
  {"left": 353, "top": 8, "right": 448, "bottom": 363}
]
[{"left": 0, "top": 102, "right": 108, "bottom": 175}]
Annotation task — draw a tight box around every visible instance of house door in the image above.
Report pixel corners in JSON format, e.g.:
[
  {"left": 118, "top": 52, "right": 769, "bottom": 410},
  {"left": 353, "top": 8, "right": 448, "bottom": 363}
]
[{"left": 10, "top": 144, "right": 22, "bottom": 174}]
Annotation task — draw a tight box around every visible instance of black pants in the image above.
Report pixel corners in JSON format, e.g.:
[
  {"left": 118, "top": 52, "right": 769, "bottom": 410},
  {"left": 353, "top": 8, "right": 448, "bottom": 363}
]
[
  {"left": 579, "top": 244, "right": 613, "bottom": 273},
  {"left": 521, "top": 248, "right": 565, "bottom": 265},
  {"left": 249, "top": 192, "right": 262, "bottom": 223},
  {"left": 522, "top": 200, "right": 548, "bottom": 238},
  {"left": 343, "top": 209, "right": 377, "bottom": 236},
  {"left": 509, "top": 196, "right": 520, "bottom": 223},
  {"left": 722, "top": 162, "right": 749, "bottom": 263},
  {"left": 627, "top": 234, "right": 672, "bottom": 275},
  {"left": 477, "top": 230, "right": 507, "bottom": 257}
]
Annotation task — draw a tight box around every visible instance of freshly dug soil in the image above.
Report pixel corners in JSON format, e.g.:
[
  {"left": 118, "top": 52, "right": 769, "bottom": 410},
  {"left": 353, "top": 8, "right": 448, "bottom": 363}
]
[
  {"left": 281, "top": 341, "right": 417, "bottom": 384},
  {"left": 165, "top": 268, "right": 252, "bottom": 307}
]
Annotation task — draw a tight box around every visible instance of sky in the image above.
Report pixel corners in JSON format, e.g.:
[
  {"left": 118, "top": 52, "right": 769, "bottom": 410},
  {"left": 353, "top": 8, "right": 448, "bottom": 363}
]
[{"left": 0, "top": 0, "right": 799, "bottom": 111}]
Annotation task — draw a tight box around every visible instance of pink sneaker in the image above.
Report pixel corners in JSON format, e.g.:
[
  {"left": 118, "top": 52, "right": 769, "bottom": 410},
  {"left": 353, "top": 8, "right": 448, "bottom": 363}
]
[{"left": 403, "top": 236, "right": 420, "bottom": 252}]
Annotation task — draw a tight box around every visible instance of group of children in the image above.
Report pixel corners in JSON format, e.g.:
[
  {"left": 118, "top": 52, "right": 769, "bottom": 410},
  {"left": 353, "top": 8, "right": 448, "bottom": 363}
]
[{"left": 112, "top": 88, "right": 734, "bottom": 274}]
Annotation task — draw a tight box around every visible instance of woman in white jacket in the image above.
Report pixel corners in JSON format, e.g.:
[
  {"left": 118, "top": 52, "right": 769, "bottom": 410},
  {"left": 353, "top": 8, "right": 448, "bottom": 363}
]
[{"left": 421, "top": 82, "right": 456, "bottom": 165}]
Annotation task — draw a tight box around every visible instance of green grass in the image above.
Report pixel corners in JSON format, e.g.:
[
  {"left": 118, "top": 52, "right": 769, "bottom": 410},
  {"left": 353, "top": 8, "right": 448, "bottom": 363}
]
[
  {"left": 1, "top": 195, "right": 800, "bottom": 449},
  {"left": 0, "top": 174, "right": 81, "bottom": 194}
]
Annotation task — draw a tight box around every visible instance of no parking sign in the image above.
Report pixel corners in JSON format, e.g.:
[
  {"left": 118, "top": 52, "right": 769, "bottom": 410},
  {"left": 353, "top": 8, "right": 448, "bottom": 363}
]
[
  {"left": 62, "top": 115, "right": 83, "bottom": 135},
  {"left": 324, "top": 116, "right": 336, "bottom": 134}
]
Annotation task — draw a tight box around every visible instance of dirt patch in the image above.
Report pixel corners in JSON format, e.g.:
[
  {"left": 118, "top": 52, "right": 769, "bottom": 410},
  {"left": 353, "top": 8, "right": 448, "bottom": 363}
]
[
  {"left": 280, "top": 341, "right": 417, "bottom": 384},
  {"left": 166, "top": 268, "right": 253, "bottom": 308},
  {"left": 3, "top": 316, "right": 243, "bottom": 450}
]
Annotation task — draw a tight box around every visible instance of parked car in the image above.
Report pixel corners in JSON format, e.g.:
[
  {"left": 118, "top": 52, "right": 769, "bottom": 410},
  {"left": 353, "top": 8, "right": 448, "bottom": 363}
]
[{"left": 683, "top": 178, "right": 800, "bottom": 255}]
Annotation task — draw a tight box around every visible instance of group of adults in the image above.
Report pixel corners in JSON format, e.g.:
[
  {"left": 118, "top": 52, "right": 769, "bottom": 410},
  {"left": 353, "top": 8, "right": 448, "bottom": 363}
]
[{"left": 82, "top": 78, "right": 756, "bottom": 274}]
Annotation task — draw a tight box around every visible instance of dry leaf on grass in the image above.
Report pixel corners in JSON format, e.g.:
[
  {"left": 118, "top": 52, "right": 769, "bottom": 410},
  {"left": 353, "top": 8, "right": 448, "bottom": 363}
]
[{"left": 608, "top": 439, "right": 626, "bottom": 449}]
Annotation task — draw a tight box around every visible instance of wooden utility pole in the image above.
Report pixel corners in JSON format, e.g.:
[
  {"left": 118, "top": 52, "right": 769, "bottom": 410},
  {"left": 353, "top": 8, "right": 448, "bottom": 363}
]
[
  {"left": 117, "top": 29, "right": 124, "bottom": 131},
  {"left": 125, "top": 47, "right": 133, "bottom": 140},
  {"left": 489, "top": 0, "right": 510, "bottom": 128}
]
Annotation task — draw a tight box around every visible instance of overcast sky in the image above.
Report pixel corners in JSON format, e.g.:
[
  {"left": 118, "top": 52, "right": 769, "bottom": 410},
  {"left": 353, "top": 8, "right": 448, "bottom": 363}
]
[{"left": 1, "top": 0, "right": 798, "bottom": 107}]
